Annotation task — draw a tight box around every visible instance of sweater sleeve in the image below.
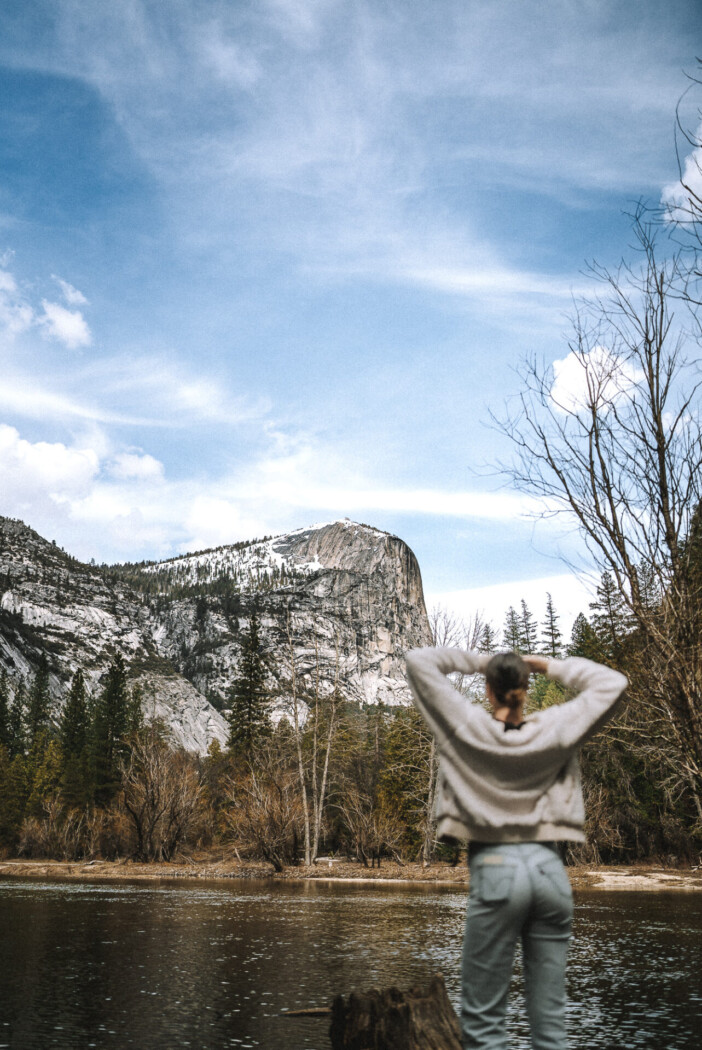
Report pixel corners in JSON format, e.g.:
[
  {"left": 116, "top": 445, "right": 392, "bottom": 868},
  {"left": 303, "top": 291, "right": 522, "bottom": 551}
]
[
  {"left": 404, "top": 647, "right": 490, "bottom": 748},
  {"left": 544, "top": 656, "right": 628, "bottom": 747}
]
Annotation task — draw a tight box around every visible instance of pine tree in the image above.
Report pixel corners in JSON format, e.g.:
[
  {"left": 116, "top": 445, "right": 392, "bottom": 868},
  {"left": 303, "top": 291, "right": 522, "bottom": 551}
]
[
  {"left": 60, "top": 670, "right": 88, "bottom": 757},
  {"left": 0, "top": 750, "right": 29, "bottom": 850},
  {"left": 529, "top": 676, "right": 566, "bottom": 712},
  {"left": 541, "top": 593, "right": 563, "bottom": 658},
  {"left": 567, "top": 613, "right": 602, "bottom": 660},
  {"left": 478, "top": 623, "right": 499, "bottom": 654},
  {"left": 26, "top": 656, "right": 52, "bottom": 747},
  {"left": 60, "top": 670, "right": 91, "bottom": 809},
  {"left": 0, "top": 671, "right": 10, "bottom": 751},
  {"left": 227, "top": 610, "right": 270, "bottom": 754},
  {"left": 26, "top": 734, "right": 63, "bottom": 818},
  {"left": 127, "top": 683, "right": 144, "bottom": 736},
  {"left": 7, "top": 680, "right": 26, "bottom": 757},
  {"left": 503, "top": 607, "right": 522, "bottom": 652},
  {"left": 92, "top": 655, "right": 130, "bottom": 806},
  {"left": 589, "top": 572, "right": 628, "bottom": 661},
  {"left": 519, "top": 599, "right": 538, "bottom": 652}
]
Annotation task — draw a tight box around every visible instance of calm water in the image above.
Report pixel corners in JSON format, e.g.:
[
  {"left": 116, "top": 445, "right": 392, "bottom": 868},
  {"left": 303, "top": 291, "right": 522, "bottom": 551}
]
[{"left": 0, "top": 876, "right": 700, "bottom": 1049}]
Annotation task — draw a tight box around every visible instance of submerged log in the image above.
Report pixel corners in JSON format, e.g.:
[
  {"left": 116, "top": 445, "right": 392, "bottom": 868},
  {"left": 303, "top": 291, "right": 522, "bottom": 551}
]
[{"left": 329, "top": 974, "right": 462, "bottom": 1050}]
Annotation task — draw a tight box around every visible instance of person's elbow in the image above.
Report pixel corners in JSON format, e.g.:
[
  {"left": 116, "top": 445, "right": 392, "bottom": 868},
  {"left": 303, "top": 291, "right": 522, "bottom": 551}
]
[
  {"left": 611, "top": 669, "right": 628, "bottom": 698},
  {"left": 404, "top": 647, "right": 433, "bottom": 672}
]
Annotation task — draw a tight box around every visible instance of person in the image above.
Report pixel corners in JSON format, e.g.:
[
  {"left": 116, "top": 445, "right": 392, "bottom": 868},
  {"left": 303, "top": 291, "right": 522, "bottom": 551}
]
[{"left": 404, "top": 646, "right": 627, "bottom": 1050}]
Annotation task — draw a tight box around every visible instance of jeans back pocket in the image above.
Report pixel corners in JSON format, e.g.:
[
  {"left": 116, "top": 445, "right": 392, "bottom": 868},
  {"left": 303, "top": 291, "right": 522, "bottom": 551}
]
[
  {"left": 537, "top": 855, "right": 573, "bottom": 900},
  {"left": 475, "top": 859, "right": 517, "bottom": 902}
]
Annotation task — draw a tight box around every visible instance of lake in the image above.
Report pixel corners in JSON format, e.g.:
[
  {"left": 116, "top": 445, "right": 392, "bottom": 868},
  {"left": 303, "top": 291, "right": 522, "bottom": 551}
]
[{"left": 0, "top": 877, "right": 700, "bottom": 1049}]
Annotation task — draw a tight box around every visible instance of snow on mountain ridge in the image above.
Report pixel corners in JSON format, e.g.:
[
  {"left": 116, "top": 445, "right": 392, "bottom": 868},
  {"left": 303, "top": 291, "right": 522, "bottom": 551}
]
[{"left": 139, "top": 520, "right": 386, "bottom": 590}]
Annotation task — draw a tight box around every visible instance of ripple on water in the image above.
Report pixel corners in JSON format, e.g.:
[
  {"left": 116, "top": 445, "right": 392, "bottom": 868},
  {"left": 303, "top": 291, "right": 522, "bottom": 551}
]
[{"left": 0, "top": 879, "right": 700, "bottom": 1049}]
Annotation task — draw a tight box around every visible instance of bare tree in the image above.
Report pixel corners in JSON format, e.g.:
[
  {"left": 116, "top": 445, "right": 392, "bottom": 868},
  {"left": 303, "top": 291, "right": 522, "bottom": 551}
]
[
  {"left": 337, "top": 783, "right": 405, "bottom": 868},
  {"left": 309, "top": 634, "right": 341, "bottom": 862},
  {"left": 225, "top": 744, "right": 303, "bottom": 872},
  {"left": 494, "top": 216, "right": 702, "bottom": 811},
  {"left": 121, "top": 726, "right": 204, "bottom": 861},
  {"left": 280, "top": 605, "right": 342, "bottom": 864},
  {"left": 283, "top": 604, "right": 312, "bottom": 864}
]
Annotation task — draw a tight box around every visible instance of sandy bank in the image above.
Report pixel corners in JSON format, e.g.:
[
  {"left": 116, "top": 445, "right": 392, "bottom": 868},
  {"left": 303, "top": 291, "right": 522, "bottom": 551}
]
[{"left": 1, "top": 857, "right": 701, "bottom": 891}]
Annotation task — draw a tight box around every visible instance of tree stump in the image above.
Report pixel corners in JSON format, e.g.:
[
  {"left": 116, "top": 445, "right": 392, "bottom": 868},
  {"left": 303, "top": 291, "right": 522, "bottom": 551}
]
[{"left": 329, "top": 974, "right": 462, "bottom": 1050}]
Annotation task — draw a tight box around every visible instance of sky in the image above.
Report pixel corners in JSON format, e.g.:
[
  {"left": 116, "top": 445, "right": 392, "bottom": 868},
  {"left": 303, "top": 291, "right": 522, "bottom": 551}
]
[{"left": 1, "top": 0, "right": 701, "bottom": 638}]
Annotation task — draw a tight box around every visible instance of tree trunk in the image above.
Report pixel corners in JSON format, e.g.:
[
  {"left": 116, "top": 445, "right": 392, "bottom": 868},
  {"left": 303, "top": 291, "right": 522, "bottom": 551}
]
[
  {"left": 422, "top": 739, "right": 438, "bottom": 867},
  {"left": 329, "top": 974, "right": 461, "bottom": 1050}
]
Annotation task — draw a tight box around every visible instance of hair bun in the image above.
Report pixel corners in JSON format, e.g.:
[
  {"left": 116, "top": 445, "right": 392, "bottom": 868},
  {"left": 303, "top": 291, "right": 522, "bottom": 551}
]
[{"left": 504, "top": 687, "right": 526, "bottom": 709}]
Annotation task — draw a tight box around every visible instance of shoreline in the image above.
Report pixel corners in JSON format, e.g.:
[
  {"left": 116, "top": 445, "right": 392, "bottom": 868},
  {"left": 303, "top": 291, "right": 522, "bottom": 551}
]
[{"left": 1, "top": 857, "right": 701, "bottom": 891}]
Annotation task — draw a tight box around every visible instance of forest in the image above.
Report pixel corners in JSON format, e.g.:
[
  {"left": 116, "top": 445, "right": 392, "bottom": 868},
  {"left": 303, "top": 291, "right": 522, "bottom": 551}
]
[{"left": 0, "top": 570, "right": 699, "bottom": 869}]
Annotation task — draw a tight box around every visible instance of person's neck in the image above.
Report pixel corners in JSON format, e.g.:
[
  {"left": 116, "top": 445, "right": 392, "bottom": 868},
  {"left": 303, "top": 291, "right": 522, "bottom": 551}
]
[{"left": 492, "top": 705, "right": 524, "bottom": 725}]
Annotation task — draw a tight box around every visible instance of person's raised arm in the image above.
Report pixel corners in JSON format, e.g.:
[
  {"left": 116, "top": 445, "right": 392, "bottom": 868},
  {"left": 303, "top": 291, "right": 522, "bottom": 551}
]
[
  {"left": 527, "top": 654, "right": 628, "bottom": 747},
  {"left": 404, "top": 647, "right": 490, "bottom": 748}
]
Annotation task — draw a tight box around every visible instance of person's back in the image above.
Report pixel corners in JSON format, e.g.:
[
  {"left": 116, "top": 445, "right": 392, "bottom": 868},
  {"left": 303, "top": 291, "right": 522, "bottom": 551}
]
[{"left": 405, "top": 646, "right": 627, "bottom": 1050}]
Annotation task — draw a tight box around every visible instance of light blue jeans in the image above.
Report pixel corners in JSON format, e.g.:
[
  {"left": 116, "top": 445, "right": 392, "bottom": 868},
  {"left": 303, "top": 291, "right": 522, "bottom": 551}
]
[{"left": 462, "top": 842, "right": 573, "bottom": 1050}]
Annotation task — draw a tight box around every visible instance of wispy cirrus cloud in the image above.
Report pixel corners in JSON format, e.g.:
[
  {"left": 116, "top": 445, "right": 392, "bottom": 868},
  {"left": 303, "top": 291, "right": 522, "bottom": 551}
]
[
  {"left": 1, "top": 0, "right": 687, "bottom": 311},
  {"left": 53, "top": 274, "right": 88, "bottom": 306},
  {"left": 0, "top": 258, "right": 266, "bottom": 429},
  {"left": 38, "top": 298, "right": 92, "bottom": 349},
  {"left": 0, "top": 363, "right": 267, "bottom": 430}
]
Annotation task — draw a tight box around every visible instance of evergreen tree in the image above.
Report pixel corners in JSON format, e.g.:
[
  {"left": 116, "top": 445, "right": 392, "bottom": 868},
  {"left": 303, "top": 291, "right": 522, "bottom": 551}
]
[
  {"left": 503, "top": 606, "right": 522, "bottom": 652},
  {"left": 567, "top": 613, "right": 602, "bottom": 660},
  {"left": 0, "top": 671, "right": 10, "bottom": 751},
  {"left": 227, "top": 610, "right": 270, "bottom": 754},
  {"left": 26, "top": 656, "right": 52, "bottom": 747},
  {"left": 60, "top": 670, "right": 89, "bottom": 757},
  {"left": 519, "top": 599, "right": 539, "bottom": 653},
  {"left": 7, "top": 680, "right": 26, "bottom": 757},
  {"left": 92, "top": 655, "right": 129, "bottom": 806},
  {"left": 589, "top": 572, "right": 628, "bottom": 662},
  {"left": 529, "top": 676, "right": 566, "bottom": 712},
  {"left": 26, "top": 734, "right": 63, "bottom": 818},
  {"left": 60, "top": 670, "right": 91, "bottom": 809},
  {"left": 127, "top": 683, "right": 144, "bottom": 736},
  {"left": 0, "top": 749, "right": 29, "bottom": 850},
  {"left": 478, "top": 623, "right": 499, "bottom": 654},
  {"left": 541, "top": 593, "right": 563, "bottom": 658}
]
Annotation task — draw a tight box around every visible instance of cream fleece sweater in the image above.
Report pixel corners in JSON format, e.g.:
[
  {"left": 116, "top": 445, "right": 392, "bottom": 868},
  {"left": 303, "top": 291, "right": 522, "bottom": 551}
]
[{"left": 404, "top": 648, "right": 628, "bottom": 844}]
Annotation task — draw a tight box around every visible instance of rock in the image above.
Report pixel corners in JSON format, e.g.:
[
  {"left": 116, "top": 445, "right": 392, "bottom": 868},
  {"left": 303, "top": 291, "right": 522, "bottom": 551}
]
[{"left": 0, "top": 517, "right": 432, "bottom": 752}]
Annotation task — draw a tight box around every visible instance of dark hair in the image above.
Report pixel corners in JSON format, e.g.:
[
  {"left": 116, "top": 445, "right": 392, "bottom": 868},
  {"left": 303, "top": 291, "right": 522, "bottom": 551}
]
[{"left": 485, "top": 652, "right": 529, "bottom": 709}]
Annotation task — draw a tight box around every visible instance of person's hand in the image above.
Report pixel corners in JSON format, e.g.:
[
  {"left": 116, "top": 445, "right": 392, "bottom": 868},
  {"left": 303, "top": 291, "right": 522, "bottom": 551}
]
[{"left": 523, "top": 655, "right": 549, "bottom": 675}]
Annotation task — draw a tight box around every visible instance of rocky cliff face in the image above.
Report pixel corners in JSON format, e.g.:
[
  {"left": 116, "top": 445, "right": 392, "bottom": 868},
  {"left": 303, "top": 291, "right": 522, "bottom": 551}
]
[
  {"left": 0, "top": 517, "right": 432, "bottom": 752},
  {"left": 0, "top": 517, "right": 227, "bottom": 752}
]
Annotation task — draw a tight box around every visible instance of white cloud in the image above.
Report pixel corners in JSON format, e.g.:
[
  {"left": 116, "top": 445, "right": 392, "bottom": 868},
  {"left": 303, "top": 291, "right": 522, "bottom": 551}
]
[
  {"left": 0, "top": 355, "right": 266, "bottom": 430},
  {"left": 661, "top": 123, "right": 702, "bottom": 223},
  {"left": 182, "top": 496, "right": 271, "bottom": 552},
  {"left": 0, "top": 270, "right": 17, "bottom": 293},
  {"left": 396, "top": 263, "right": 591, "bottom": 301},
  {"left": 0, "top": 270, "right": 34, "bottom": 337},
  {"left": 427, "top": 573, "right": 595, "bottom": 640},
  {"left": 0, "top": 424, "right": 99, "bottom": 506},
  {"left": 39, "top": 300, "right": 92, "bottom": 349},
  {"left": 0, "top": 372, "right": 155, "bottom": 427},
  {"left": 52, "top": 275, "right": 88, "bottom": 306},
  {"left": 550, "top": 345, "right": 644, "bottom": 415},
  {"left": 108, "top": 451, "right": 165, "bottom": 480}
]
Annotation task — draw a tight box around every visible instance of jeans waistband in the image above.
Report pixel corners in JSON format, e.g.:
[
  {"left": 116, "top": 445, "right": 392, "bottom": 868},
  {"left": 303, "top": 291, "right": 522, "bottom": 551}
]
[{"left": 468, "top": 840, "right": 561, "bottom": 861}]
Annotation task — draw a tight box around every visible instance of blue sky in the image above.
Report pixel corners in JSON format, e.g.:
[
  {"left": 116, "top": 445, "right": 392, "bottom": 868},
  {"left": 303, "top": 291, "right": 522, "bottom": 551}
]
[{"left": 1, "top": 0, "right": 701, "bottom": 636}]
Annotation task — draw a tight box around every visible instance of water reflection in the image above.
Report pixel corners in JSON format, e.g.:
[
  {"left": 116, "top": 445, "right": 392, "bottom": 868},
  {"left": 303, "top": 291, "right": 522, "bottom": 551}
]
[{"left": 0, "top": 877, "right": 699, "bottom": 1049}]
